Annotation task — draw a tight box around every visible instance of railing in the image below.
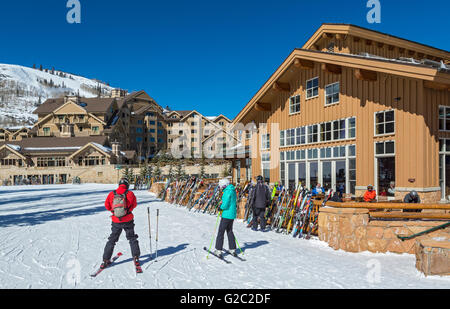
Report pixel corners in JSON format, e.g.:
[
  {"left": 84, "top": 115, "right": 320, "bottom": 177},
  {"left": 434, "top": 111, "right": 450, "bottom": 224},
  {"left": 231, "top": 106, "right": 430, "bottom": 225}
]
[{"left": 313, "top": 200, "right": 450, "bottom": 220}]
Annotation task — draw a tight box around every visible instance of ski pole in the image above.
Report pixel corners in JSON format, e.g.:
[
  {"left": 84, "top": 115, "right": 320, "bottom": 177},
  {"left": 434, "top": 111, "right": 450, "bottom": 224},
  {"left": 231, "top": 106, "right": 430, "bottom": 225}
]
[
  {"left": 147, "top": 207, "right": 153, "bottom": 260},
  {"left": 206, "top": 212, "right": 222, "bottom": 259},
  {"left": 155, "top": 209, "right": 159, "bottom": 261},
  {"left": 235, "top": 237, "right": 244, "bottom": 256}
]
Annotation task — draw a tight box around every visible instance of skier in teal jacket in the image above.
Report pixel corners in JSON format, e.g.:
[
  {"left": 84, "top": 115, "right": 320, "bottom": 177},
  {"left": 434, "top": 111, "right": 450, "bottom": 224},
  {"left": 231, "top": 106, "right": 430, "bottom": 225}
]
[{"left": 214, "top": 178, "right": 238, "bottom": 257}]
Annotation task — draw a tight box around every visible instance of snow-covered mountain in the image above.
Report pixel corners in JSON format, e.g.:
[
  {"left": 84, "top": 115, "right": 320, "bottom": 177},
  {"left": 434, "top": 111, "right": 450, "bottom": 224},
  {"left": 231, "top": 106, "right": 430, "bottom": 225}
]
[{"left": 0, "top": 63, "right": 115, "bottom": 127}]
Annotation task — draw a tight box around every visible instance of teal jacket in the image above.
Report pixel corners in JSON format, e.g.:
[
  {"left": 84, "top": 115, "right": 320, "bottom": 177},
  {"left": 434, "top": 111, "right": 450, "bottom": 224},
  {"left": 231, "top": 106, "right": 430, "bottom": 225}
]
[{"left": 220, "top": 184, "right": 237, "bottom": 220}]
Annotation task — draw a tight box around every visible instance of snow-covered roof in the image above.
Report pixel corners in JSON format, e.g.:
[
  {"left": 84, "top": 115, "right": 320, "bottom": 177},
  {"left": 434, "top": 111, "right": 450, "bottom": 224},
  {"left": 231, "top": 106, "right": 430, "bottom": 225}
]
[{"left": 6, "top": 144, "right": 22, "bottom": 151}]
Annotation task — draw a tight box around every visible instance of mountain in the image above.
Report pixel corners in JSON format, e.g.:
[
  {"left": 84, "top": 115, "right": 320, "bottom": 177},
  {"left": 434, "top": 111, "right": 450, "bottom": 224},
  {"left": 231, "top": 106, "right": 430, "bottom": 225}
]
[{"left": 0, "top": 63, "right": 115, "bottom": 127}]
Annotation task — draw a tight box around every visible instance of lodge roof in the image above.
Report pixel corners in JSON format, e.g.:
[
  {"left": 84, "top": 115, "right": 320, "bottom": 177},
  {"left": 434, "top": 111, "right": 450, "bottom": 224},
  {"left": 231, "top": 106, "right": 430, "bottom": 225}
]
[
  {"left": 233, "top": 47, "right": 450, "bottom": 124},
  {"left": 0, "top": 136, "right": 108, "bottom": 153},
  {"left": 303, "top": 23, "right": 450, "bottom": 61},
  {"left": 34, "top": 97, "right": 116, "bottom": 115}
]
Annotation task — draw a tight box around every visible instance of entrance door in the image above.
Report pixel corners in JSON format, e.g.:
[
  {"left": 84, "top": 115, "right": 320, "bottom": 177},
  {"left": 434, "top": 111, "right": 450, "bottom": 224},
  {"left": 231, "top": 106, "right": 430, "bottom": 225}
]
[
  {"left": 335, "top": 160, "right": 346, "bottom": 195},
  {"left": 446, "top": 156, "right": 450, "bottom": 199},
  {"left": 309, "top": 161, "right": 318, "bottom": 190},
  {"left": 377, "top": 157, "right": 395, "bottom": 196},
  {"left": 298, "top": 162, "right": 306, "bottom": 188},
  {"left": 288, "top": 163, "right": 296, "bottom": 191},
  {"left": 322, "top": 161, "right": 332, "bottom": 191}
]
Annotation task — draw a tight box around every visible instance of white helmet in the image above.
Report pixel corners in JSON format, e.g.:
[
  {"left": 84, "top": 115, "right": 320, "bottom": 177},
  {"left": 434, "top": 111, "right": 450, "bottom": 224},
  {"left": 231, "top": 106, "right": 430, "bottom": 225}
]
[{"left": 219, "top": 178, "right": 230, "bottom": 188}]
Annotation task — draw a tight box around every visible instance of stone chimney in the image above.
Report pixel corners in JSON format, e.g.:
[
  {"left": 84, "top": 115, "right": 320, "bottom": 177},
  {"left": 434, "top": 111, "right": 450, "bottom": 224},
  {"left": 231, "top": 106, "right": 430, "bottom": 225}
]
[
  {"left": 64, "top": 95, "right": 80, "bottom": 104},
  {"left": 111, "top": 89, "right": 128, "bottom": 98},
  {"left": 111, "top": 141, "right": 121, "bottom": 163}
]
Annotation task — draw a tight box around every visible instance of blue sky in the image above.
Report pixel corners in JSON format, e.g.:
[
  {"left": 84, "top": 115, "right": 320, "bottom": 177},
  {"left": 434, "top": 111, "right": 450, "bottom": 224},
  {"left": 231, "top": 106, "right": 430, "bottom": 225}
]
[{"left": 0, "top": 0, "right": 449, "bottom": 119}]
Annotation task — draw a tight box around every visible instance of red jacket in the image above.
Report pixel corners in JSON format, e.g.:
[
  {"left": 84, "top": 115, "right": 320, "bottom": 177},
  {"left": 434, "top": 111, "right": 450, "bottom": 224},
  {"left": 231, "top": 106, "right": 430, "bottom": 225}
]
[{"left": 105, "top": 185, "right": 137, "bottom": 223}]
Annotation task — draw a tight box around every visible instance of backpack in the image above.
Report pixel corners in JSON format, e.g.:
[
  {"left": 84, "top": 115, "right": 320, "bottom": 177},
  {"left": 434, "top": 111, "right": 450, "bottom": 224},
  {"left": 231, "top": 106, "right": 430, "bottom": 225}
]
[{"left": 112, "top": 190, "right": 129, "bottom": 220}]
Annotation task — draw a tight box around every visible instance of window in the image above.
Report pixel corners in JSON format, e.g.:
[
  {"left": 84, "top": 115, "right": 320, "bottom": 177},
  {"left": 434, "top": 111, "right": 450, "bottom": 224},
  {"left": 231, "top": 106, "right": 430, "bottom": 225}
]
[
  {"left": 375, "top": 110, "right": 395, "bottom": 135},
  {"left": 333, "top": 119, "right": 346, "bottom": 140},
  {"left": 92, "top": 126, "right": 99, "bottom": 135},
  {"left": 289, "top": 95, "right": 301, "bottom": 114},
  {"left": 296, "top": 127, "right": 306, "bottom": 145},
  {"left": 43, "top": 127, "right": 51, "bottom": 136},
  {"left": 150, "top": 121, "right": 156, "bottom": 125},
  {"left": 137, "top": 120, "right": 143, "bottom": 125},
  {"left": 320, "top": 122, "right": 332, "bottom": 142},
  {"left": 439, "top": 106, "right": 450, "bottom": 131},
  {"left": 307, "top": 125, "right": 318, "bottom": 143},
  {"left": 325, "top": 82, "right": 340, "bottom": 105},
  {"left": 306, "top": 77, "right": 319, "bottom": 99},
  {"left": 136, "top": 127, "right": 143, "bottom": 133},
  {"left": 136, "top": 137, "right": 143, "bottom": 143},
  {"left": 286, "top": 129, "right": 295, "bottom": 146},
  {"left": 348, "top": 117, "right": 356, "bottom": 138},
  {"left": 280, "top": 131, "right": 285, "bottom": 147},
  {"left": 261, "top": 134, "right": 270, "bottom": 150},
  {"left": 375, "top": 141, "right": 395, "bottom": 155}
]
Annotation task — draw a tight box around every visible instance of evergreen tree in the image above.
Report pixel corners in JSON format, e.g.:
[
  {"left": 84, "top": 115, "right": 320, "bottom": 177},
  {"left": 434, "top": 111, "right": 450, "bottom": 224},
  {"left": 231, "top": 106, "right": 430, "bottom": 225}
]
[
  {"left": 153, "top": 163, "right": 162, "bottom": 181},
  {"left": 175, "top": 162, "right": 184, "bottom": 180}
]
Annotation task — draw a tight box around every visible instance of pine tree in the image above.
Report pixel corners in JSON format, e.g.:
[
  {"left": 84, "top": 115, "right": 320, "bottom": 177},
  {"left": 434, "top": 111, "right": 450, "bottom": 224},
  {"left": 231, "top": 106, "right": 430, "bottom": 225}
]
[
  {"left": 154, "top": 164, "right": 162, "bottom": 181},
  {"left": 175, "top": 163, "right": 184, "bottom": 180},
  {"left": 168, "top": 164, "right": 175, "bottom": 180}
]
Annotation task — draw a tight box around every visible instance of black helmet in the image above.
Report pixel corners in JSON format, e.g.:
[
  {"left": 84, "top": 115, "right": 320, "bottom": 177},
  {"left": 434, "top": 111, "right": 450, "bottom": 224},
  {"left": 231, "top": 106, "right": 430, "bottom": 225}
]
[
  {"left": 119, "top": 178, "right": 130, "bottom": 189},
  {"left": 411, "top": 190, "right": 418, "bottom": 197},
  {"left": 256, "top": 175, "right": 263, "bottom": 182}
]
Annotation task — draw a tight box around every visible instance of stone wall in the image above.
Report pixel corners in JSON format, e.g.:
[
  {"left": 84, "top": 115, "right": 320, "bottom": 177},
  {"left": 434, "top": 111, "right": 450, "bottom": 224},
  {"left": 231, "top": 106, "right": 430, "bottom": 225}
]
[
  {"left": 318, "top": 207, "right": 448, "bottom": 254},
  {"left": 415, "top": 228, "right": 450, "bottom": 276},
  {"left": 0, "top": 163, "right": 228, "bottom": 186}
]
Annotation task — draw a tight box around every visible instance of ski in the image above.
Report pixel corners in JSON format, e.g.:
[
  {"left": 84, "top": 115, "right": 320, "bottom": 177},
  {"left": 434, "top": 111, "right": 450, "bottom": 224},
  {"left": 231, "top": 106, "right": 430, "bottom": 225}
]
[
  {"left": 135, "top": 260, "right": 143, "bottom": 274},
  {"left": 223, "top": 249, "right": 246, "bottom": 262},
  {"left": 90, "top": 252, "right": 123, "bottom": 277},
  {"left": 203, "top": 247, "right": 231, "bottom": 264}
]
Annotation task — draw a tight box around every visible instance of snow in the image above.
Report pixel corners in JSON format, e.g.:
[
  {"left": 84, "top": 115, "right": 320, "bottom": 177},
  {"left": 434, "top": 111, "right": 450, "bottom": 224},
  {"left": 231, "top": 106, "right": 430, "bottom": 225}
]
[
  {"left": 0, "top": 63, "right": 115, "bottom": 126},
  {"left": 0, "top": 184, "right": 449, "bottom": 289},
  {"left": 6, "top": 144, "right": 21, "bottom": 151}
]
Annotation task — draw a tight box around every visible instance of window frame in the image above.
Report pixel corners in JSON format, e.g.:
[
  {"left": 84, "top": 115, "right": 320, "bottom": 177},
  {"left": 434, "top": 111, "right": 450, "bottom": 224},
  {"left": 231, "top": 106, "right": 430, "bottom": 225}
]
[
  {"left": 289, "top": 94, "right": 301, "bottom": 115},
  {"left": 324, "top": 82, "right": 340, "bottom": 106},
  {"left": 306, "top": 77, "right": 319, "bottom": 100},
  {"left": 374, "top": 110, "right": 395, "bottom": 137}
]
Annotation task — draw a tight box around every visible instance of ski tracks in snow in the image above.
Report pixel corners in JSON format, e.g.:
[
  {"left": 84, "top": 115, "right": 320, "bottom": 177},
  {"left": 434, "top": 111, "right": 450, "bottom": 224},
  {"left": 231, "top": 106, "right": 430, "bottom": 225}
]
[{"left": 1, "top": 184, "right": 449, "bottom": 289}]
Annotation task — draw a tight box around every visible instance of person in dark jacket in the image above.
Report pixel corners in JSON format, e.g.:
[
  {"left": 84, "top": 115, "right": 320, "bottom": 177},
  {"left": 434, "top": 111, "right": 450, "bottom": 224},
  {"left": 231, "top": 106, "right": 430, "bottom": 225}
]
[
  {"left": 403, "top": 191, "right": 422, "bottom": 213},
  {"left": 249, "top": 175, "right": 271, "bottom": 231},
  {"left": 101, "top": 178, "right": 141, "bottom": 269}
]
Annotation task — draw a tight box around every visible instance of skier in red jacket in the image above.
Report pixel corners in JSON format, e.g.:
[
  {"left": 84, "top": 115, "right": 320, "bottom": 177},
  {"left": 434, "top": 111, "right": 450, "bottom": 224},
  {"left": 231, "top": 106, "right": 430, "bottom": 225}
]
[{"left": 101, "top": 178, "right": 141, "bottom": 269}]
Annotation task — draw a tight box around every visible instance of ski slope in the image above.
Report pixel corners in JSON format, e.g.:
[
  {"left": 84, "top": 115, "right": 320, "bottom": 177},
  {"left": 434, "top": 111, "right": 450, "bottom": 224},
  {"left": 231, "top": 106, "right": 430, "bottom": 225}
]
[
  {"left": 0, "top": 184, "right": 449, "bottom": 289},
  {"left": 0, "top": 63, "right": 114, "bottom": 126}
]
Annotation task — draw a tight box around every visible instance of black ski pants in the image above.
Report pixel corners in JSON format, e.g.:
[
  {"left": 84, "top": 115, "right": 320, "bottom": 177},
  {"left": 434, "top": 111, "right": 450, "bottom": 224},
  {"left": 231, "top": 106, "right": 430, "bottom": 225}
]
[
  {"left": 103, "top": 220, "right": 140, "bottom": 260},
  {"left": 252, "top": 207, "right": 267, "bottom": 230},
  {"left": 215, "top": 218, "right": 236, "bottom": 251}
]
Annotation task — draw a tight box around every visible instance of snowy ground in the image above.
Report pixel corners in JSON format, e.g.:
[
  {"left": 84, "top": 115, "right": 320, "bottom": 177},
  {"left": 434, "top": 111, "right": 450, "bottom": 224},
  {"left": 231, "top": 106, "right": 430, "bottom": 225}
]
[{"left": 0, "top": 184, "right": 449, "bottom": 289}]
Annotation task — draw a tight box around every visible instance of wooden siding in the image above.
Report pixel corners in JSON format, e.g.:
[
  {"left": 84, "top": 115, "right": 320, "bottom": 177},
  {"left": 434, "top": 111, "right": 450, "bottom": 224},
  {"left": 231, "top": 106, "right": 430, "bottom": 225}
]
[{"left": 241, "top": 64, "right": 450, "bottom": 190}]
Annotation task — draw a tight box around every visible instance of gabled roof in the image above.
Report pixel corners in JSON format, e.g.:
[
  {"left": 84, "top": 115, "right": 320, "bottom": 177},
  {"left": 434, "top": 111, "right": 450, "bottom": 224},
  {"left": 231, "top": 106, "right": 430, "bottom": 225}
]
[
  {"left": 68, "top": 142, "right": 113, "bottom": 159},
  {"left": 0, "top": 136, "right": 108, "bottom": 153},
  {"left": 233, "top": 48, "right": 450, "bottom": 124},
  {"left": 212, "top": 114, "right": 232, "bottom": 123},
  {"left": 303, "top": 23, "right": 450, "bottom": 61},
  {"left": 0, "top": 144, "right": 28, "bottom": 160},
  {"left": 34, "top": 97, "right": 116, "bottom": 115}
]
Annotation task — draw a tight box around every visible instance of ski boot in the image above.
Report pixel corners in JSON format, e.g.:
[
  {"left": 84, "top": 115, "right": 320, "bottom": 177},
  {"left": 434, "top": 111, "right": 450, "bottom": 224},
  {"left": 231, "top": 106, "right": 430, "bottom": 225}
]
[
  {"left": 134, "top": 257, "right": 143, "bottom": 273},
  {"left": 100, "top": 259, "right": 112, "bottom": 270},
  {"left": 213, "top": 249, "right": 224, "bottom": 258}
]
